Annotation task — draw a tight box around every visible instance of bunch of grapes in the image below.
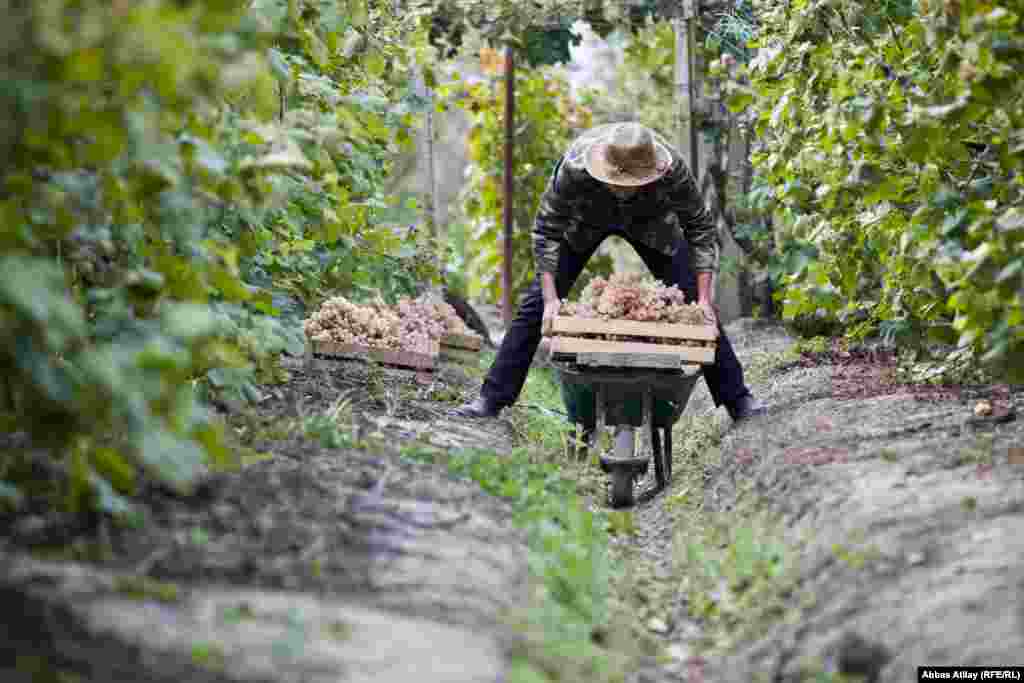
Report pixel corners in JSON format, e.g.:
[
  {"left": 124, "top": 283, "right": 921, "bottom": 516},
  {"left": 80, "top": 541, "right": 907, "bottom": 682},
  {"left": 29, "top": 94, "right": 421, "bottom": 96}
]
[
  {"left": 395, "top": 293, "right": 476, "bottom": 338},
  {"left": 303, "top": 296, "right": 403, "bottom": 348},
  {"left": 560, "top": 272, "right": 706, "bottom": 324},
  {"left": 303, "top": 293, "right": 480, "bottom": 355}
]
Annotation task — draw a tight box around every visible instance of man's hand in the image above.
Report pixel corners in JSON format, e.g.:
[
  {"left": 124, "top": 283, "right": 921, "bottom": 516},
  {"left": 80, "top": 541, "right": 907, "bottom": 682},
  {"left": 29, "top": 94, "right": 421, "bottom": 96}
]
[
  {"left": 542, "top": 299, "right": 561, "bottom": 336},
  {"left": 695, "top": 271, "right": 720, "bottom": 337},
  {"left": 541, "top": 271, "right": 560, "bottom": 336},
  {"left": 698, "top": 299, "right": 718, "bottom": 329}
]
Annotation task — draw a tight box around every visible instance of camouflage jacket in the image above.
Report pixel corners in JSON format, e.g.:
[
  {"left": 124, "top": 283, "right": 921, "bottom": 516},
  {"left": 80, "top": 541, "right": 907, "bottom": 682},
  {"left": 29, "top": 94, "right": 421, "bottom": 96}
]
[{"left": 532, "top": 124, "right": 720, "bottom": 275}]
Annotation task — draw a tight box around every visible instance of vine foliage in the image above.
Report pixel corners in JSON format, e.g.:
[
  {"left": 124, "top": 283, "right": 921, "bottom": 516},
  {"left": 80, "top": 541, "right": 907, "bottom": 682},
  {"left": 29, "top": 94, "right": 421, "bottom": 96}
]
[
  {"left": 0, "top": 0, "right": 430, "bottom": 517},
  {"left": 731, "top": 0, "right": 1024, "bottom": 378},
  {"left": 444, "top": 68, "right": 598, "bottom": 304}
]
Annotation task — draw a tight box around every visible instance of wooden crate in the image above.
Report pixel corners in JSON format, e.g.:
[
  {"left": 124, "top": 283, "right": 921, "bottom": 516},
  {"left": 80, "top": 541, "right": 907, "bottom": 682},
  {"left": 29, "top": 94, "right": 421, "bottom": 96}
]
[
  {"left": 441, "top": 332, "right": 483, "bottom": 351},
  {"left": 439, "top": 332, "right": 483, "bottom": 366},
  {"left": 309, "top": 339, "right": 438, "bottom": 371},
  {"left": 546, "top": 316, "right": 717, "bottom": 367}
]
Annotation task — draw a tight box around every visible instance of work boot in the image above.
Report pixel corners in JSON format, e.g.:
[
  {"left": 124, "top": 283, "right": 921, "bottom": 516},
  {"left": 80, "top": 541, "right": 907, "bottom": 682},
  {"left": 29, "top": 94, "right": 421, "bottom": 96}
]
[
  {"left": 726, "top": 394, "right": 766, "bottom": 422},
  {"left": 453, "top": 395, "right": 503, "bottom": 418}
]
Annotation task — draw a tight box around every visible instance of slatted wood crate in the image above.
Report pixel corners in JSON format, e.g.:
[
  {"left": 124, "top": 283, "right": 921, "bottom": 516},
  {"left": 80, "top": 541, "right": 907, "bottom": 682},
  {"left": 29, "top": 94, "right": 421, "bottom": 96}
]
[
  {"left": 546, "top": 317, "right": 717, "bottom": 368},
  {"left": 308, "top": 339, "right": 439, "bottom": 371},
  {"left": 439, "top": 332, "right": 483, "bottom": 366}
]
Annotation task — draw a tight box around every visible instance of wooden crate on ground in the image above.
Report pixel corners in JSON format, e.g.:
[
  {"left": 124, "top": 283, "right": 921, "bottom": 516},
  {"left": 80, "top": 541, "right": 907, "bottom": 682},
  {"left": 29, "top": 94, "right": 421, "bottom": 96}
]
[
  {"left": 546, "top": 316, "right": 717, "bottom": 368},
  {"left": 441, "top": 332, "right": 482, "bottom": 351},
  {"left": 309, "top": 339, "right": 439, "bottom": 371},
  {"left": 440, "top": 332, "right": 483, "bottom": 366}
]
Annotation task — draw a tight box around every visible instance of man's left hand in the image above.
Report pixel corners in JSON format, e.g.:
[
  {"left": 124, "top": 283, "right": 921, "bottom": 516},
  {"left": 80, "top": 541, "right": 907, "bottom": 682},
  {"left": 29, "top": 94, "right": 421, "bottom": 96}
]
[{"left": 698, "top": 299, "right": 719, "bottom": 334}]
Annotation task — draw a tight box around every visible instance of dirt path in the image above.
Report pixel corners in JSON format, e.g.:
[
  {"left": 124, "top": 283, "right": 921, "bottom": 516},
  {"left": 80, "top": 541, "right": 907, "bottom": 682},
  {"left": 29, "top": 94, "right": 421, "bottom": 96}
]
[
  {"left": 3, "top": 318, "right": 1022, "bottom": 683},
  {"left": 609, "top": 320, "right": 1024, "bottom": 682}
]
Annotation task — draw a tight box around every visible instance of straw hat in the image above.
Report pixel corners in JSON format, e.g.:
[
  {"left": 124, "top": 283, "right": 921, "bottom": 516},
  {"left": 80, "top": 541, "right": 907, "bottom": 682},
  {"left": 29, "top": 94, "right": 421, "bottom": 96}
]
[{"left": 584, "top": 122, "right": 672, "bottom": 187}]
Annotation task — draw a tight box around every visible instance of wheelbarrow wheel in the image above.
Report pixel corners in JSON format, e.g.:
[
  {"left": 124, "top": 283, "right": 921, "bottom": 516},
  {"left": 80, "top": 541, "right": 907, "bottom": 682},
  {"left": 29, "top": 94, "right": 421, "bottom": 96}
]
[{"left": 610, "top": 467, "right": 634, "bottom": 508}]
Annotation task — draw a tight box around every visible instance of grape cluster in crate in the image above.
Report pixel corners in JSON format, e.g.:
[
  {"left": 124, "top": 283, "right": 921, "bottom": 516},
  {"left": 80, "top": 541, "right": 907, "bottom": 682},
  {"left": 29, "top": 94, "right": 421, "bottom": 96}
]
[
  {"left": 303, "top": 293, "right": 481, "bottom": 370},
  {"left": 561, "top": 272, "right": 706, "bottom": 325},
  {"left": 548, "top": 273, "right": 718, "bottom": 367}
]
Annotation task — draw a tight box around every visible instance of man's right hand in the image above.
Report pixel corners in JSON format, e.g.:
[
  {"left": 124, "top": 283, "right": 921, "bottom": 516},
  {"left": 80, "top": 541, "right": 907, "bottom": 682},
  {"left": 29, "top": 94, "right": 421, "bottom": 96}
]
[
  {"left": 540, "top": 271, "right": 560, "bottom": 336},
  {"left": 542, "top": 299, "right": 561, "bottom": 336}
]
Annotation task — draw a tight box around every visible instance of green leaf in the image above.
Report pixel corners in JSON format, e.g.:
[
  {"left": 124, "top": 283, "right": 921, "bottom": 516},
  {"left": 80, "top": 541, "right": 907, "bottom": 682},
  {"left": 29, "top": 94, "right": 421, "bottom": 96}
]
[
  {"left": 138, "top": 428, "right": 206, "bottom": 490},
  {"left": 90, "top": 447, "right": 137, "bottom": 495},
  {"left": 996, "top": 208, "right": 1024, "bottom": 234},
  {"left": 349, "top": 0, "right": 368, "bottom": 27},
  {"left": 0, "top": 482, "right": 24, "bottom": 510},
  {"left": 996, "top": 260, "right": 1024, "bottom": 283},
  {"left": 364, "top": 52, "right": 386, "bottom": 78},
  {"left": 726, "top": 89, "right": 755, "bottom": 113},
  {"left": 88, "top": 469, "right": 132, "bottom": 515},
  {"left": 162, "top": 303, "right": 221, "bottom": 339},
  {"left": 268, "top": 48, "right": 290, "bottom": 81}
]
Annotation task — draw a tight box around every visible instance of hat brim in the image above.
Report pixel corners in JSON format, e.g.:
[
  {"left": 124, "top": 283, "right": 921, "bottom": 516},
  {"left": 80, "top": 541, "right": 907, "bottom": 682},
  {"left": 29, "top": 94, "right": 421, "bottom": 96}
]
[{"left": 584, "top": 139, "right": 672, "bottom": 186}]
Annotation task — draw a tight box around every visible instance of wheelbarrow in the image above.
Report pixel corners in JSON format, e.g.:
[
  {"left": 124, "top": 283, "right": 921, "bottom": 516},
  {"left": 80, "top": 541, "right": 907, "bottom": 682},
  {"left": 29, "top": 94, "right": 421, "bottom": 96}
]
[{"left": 554, "top": 362, "right": 703, "bottom": 507}]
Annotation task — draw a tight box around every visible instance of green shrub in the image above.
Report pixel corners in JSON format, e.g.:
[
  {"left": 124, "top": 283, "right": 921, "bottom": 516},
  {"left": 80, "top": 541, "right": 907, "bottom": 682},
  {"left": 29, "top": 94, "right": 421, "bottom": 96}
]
[
  {"left": 733, "top": 0, "right": 1024, "bottom": 378},
  {"left": 0, "top": 0, "right": 432, "bottom": 517}
]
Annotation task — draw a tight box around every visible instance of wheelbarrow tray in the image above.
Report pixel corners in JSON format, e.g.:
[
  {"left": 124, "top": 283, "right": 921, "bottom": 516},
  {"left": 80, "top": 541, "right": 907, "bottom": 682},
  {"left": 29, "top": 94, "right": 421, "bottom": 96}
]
[{"left": 556, "top": 364, "right": 702, "bottom": 430}]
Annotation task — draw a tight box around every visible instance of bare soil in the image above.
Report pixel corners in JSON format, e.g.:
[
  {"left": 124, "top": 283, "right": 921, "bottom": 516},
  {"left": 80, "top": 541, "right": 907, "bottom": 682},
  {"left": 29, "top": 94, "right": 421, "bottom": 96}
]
[{"left": 3, "top": 318, "right": 1022, "bottom": 683}]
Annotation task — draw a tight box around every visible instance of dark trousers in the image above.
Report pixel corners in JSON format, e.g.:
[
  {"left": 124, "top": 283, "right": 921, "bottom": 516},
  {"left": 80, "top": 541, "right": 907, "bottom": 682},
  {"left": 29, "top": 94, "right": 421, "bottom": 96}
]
[{"left": 481, "top": 234, "right": 751, "bottom": 409}]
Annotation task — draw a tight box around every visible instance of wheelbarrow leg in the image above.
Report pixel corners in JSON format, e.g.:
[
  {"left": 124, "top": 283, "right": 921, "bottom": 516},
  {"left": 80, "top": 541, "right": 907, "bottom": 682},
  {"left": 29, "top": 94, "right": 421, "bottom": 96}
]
[
  {"left": 652, "top": 426, "right": 662, "bottom": 481},
  {"left": 643, "top": 388, "right": 668, "bottom": 490},
  {"left": 594, "top": 383, "right": 607, "bottom": 454}
]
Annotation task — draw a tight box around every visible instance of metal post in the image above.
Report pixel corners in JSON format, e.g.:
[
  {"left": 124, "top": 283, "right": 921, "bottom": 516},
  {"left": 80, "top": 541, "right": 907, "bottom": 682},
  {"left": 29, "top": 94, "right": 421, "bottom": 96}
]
[{"left": 502, "top": 45, "right": 515, "bottom": 329}]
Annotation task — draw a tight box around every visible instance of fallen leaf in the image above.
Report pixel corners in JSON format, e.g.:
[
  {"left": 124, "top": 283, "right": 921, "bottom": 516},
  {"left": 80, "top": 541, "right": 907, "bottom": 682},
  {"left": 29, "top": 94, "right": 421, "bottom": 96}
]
[
  {"left": 974, "top": 400, "right": 993, "bottom": 417},
  {"left": 782, "top": 447, "right": 849, "bottom": 465},
  {"left": 686, "top": 656, "right": 707, "bottom": 683},
  {"left": 1008, "top": 447, "right": 1024, "bottom": 465},
  {"left": 734, "top": 448, "right": 755, "bottom": 465}
]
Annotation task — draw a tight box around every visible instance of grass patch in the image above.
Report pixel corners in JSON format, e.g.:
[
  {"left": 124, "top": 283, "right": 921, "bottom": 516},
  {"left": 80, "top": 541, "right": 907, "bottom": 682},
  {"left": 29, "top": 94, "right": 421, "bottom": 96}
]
[
  {"left": 665, "top": 359, "right": 808, "bottom": 656},
  {"left": 398, "top": 357, "right": 658, "bottom": 682},
  {"left": 675, "top": 505, "right": 804, "bottom": 653},
  {"left": 190, "top": 642, "right": 226, "bottom": 670},
  {"left": 831, "top": 543, "right": 882, "bottom": 571},
  {"left": 113, "top": 575, "right": 181, "bottom": 603},
  {"left": 401, "top": 442, "right": 640, "bottom": 682},
  {"left": 506, "top": 363, "right": 609, "bottom": 502},
  {"left": 507, "top": 365, "right": 574, "bottom": 455},
  {"left": 323, "top": 620, "right": 353, "bottom": 641},
  {"left": 950, "top": 434, "right": 996, "bottom": 468}
]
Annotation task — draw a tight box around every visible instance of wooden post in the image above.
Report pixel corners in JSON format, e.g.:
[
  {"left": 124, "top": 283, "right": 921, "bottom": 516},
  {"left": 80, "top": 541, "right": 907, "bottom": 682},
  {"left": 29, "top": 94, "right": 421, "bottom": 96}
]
[
  {"left": 675, "top": 0, "right": 699, "bottom": 177},
  {"left": 502, "top": 45, "right": 515, "bottom": 329},
  {"left": 414, "top": 67, "right": 441, "bottom": 273},
  {"left": 425, "top": 83, "right": 440, "bottom": 271}
]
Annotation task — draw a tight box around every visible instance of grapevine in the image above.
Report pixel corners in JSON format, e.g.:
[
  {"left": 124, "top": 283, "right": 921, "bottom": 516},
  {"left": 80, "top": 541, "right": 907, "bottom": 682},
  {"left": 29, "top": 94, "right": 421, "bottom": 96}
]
[{"left": 560, "top": 273, "right": 706, "bottom": 325}]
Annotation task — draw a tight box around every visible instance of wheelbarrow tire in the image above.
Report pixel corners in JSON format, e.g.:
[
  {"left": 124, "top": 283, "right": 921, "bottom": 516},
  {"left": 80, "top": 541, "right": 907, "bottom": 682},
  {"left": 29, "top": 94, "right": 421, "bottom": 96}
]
[
  {"left": 664, "top": 428, "right": 672, "bottom": 482},
  {"left": 652, "top": 426, "right": 666, "bottom": 489},
  {"left": 610, "top": 467, "right": 634, "bottom": 508}
]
